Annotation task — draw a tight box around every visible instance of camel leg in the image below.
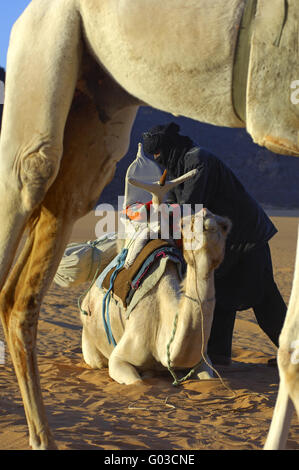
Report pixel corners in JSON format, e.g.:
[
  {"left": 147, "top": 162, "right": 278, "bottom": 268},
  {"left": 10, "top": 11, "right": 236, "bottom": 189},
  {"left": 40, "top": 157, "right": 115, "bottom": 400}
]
[
  {"left": 264, "top": 378, "right": 295, "bottom": 450},
  {"left": 108, "top": 334, "right": 143, "bottom": 384},
  {"left": 0, "top": 0, "right": 82, "bottom": 290},
  {"left": 0, "top": 5, "right": 82, "bottom": 446},
  {"left": 0, "top": 70, "right": 138, "bottom": 448},
  {"left": 82, "top": 327, "right": 108, "bottom": 369},
  {"left": 109, "top": 352, "right": 142, "bottom": 385},
  {"left": 264, "top": 227, "right": 299, "bottom": 449},
  {"left": 0, "top": 208, "right": 74, "bottom": 450}
]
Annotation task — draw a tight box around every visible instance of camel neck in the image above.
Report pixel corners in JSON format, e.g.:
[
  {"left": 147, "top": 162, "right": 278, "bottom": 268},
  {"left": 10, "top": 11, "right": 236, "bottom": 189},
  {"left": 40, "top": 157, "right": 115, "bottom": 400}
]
[
  {"left": 165, "top": 252, "right": 215, "bottom": 369},
  {"left": 183, "top": 251, "right": 214, "bottom": 302}
]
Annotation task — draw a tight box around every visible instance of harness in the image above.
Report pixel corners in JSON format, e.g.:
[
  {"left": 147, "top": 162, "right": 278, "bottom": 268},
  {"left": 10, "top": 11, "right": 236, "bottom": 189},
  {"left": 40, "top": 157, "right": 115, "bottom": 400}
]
[
  {"left": 101, "top": 239, "right": 175, "bottom": 309},
  {"left": 97, "top": 239, "right": 185, "bottom": 347},
  {"left": 102, "top": 248, "right": 128, "bottom": 347}
]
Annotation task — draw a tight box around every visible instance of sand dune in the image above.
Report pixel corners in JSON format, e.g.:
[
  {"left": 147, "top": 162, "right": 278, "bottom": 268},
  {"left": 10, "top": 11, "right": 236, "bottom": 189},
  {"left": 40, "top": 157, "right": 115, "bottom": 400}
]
[{"left": 0, "top": 214, "right": 298, "bottom": 450}]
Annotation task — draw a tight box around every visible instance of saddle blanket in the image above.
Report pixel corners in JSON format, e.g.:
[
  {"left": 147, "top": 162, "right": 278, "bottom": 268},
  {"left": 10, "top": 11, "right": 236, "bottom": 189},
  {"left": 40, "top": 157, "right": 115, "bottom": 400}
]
[{"left": 96, "top": 239, "right": 185, "bottom": 315}]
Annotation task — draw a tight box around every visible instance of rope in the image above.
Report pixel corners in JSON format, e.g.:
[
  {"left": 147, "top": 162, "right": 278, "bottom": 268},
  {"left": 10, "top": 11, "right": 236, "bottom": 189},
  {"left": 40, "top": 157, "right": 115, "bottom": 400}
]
[
  {"left": 167, "top": 247, "right": 272, "bottom": 409},
  {"left": 79, "top": 218, "right": 146, "bottom": 347},
  {"left": 166, "top": 247, "right": 237, "bottom": 399},
  {"left": 101, "top": 223, "right": 143, "bottom": 347},
  {"left": 166, "top": 310, "right": 203, "bottom": 386},
  {"left": 102, "top": 248, "right": 128, "bottom": 346}
]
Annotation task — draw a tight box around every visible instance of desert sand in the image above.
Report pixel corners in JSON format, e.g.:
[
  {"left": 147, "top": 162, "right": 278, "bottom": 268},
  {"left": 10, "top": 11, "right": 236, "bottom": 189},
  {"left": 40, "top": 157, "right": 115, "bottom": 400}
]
[{"left": 0, "top": 212, "right": 299, "bottom": 451}]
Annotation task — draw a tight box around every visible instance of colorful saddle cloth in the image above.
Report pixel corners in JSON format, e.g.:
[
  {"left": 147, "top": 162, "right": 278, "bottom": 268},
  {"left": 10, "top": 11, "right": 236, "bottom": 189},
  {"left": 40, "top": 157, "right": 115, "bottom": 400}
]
[{"left": 96, "top": 239, "right": 185, "bottom": 314}]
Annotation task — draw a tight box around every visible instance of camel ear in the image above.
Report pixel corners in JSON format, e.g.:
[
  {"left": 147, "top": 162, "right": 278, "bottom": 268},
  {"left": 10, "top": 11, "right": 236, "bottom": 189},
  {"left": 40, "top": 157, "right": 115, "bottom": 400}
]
[{"left": 217, "top": 216, "right": 232, "bottom": 235}]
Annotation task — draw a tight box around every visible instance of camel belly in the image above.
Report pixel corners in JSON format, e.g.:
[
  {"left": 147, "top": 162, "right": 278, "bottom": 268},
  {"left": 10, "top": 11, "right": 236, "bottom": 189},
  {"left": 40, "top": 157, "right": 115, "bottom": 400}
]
[
  {"left": 246, "top": 0, "right": 299, "bottom": 155},
  {"left": 79, "top": 0, "right": 245, "bottom": 127}
]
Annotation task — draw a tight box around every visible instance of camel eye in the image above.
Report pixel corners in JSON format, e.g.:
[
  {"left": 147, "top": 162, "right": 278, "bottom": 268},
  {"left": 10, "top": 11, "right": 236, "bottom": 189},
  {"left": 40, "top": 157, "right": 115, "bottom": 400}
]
[
  {"left": 221, "top": 222, "right": 229, "bottom": 233},
  {"left": 218, "top": 218, "right": 231, "bottom": 235}
]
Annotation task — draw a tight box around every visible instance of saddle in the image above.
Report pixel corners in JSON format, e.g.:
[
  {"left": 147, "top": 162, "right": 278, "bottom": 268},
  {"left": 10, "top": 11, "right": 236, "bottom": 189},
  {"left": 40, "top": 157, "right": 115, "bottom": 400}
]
[{"left": 100, "top": 239, "right": 184, "bottom": 309}]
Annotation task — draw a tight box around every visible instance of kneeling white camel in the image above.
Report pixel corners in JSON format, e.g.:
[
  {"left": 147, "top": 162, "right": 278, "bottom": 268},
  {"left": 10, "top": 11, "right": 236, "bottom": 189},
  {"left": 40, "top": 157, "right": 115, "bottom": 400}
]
[{"left": 80, "top": 175, "right": 231, "bottom": 385}]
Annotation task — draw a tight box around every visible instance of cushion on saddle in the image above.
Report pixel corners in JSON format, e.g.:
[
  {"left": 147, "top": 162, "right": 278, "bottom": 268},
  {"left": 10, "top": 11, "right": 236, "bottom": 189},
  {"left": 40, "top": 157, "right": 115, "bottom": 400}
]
[{"left": 100, "top": 239, "right": 183, "bottom": 308}]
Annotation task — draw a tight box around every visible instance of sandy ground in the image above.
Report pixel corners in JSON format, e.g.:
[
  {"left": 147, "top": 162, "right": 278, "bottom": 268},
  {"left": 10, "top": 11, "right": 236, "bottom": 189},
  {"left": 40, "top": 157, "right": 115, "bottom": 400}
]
[{"left": 0, "top": 212, "right": 299, "bottom": 451}]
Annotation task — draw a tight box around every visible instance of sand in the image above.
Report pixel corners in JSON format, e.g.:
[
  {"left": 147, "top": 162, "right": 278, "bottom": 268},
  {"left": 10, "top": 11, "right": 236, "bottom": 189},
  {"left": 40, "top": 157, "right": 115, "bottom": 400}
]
[{"left": 0, "top": 213, "right": 299, "bottom": 451}]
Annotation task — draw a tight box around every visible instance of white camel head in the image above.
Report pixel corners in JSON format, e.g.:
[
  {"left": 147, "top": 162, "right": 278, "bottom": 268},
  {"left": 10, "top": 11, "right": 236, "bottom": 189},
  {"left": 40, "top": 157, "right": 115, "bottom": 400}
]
[{"left": 180, "top": 208, "right": 232, "bottom": 269}]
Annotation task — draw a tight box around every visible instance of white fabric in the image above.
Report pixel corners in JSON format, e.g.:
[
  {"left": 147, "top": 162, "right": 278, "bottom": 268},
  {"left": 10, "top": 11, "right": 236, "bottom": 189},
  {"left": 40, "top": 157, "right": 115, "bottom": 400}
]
[
  {"left": 124, "top": 225, "right": 150, "bottom": 268},
  {"left": 123, "top": 207, "right": 161, "bottom": 268},
  {"left": 124, "top": 143, "right": 162, "bottom": 209},
  {"left": 54, "top": 233, "right": 118, "bottom": 288}
]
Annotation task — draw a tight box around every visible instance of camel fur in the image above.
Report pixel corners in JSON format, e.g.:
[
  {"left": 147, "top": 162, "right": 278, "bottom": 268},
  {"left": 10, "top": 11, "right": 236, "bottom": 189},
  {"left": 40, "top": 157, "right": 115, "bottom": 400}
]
[
  {"left": 80, "top": 207, "right": 231, "bottom": 385},
  {"left": 0, "top": 0, "right": 298, "bottom": 449}
]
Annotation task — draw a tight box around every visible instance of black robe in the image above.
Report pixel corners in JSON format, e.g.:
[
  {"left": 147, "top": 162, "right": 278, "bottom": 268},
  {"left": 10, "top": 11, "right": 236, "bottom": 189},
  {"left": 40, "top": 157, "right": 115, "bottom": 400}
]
[{"left": 162, "top": 146, "right": 277, "bottom": 310}]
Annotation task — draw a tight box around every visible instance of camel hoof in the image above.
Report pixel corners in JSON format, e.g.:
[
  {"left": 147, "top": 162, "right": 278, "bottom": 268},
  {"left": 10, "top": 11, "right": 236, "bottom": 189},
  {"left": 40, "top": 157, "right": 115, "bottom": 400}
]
[{"left": 29, "top": 434, "right": 58, "bottom": 450}]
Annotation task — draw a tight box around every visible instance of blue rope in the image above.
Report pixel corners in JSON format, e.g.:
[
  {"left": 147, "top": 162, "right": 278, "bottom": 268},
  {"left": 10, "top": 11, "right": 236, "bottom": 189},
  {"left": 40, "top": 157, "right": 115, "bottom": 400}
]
[{"left": 102, "top": 248, "right": 128, "bottom": 347}]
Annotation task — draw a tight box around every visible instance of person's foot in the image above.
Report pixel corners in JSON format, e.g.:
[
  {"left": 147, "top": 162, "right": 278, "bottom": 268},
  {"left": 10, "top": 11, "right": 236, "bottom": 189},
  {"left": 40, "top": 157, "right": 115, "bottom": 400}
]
[{"left": 208, "top": 354, "right": 231, "bottom": 366}]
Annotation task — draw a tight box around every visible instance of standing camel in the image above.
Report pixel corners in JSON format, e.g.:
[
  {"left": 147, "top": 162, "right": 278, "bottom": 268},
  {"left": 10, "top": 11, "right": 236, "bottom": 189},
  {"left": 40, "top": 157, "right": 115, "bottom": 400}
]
[{"left": 0, "top": 0, "right": 298, "bottom": 450}]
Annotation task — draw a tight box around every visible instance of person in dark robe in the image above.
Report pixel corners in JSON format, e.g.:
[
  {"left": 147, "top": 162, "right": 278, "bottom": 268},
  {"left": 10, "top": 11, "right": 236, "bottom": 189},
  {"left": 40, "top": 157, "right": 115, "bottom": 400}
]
[{"left": 142, "top": 122, "right": 287, "bottom": 366}]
